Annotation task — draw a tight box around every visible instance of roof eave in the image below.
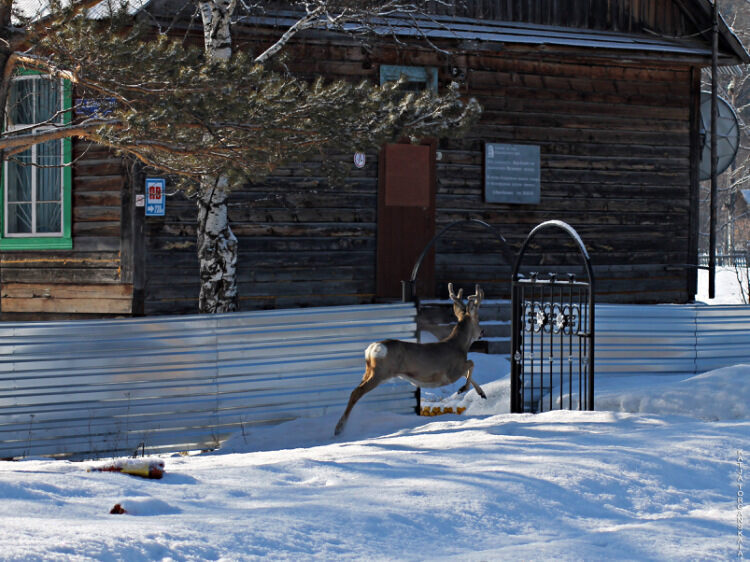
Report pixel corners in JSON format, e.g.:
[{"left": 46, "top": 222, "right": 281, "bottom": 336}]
[{"left": 686, "top": 0, "right": 750, "bottom": 64}]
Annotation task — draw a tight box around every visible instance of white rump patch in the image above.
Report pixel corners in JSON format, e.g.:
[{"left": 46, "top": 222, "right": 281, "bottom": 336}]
[{"left": 365, "top": 342, "right": 388, "bottom": 361}]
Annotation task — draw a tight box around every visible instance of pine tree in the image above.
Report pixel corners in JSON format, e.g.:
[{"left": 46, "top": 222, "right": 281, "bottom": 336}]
[{"left": 1, "top": 0, "right": 481, "bottom": 312}]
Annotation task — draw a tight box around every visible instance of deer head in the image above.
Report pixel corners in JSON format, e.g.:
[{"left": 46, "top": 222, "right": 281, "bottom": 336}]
[{"left": 448, "top": 283, "right": 484, "bottom": 345}]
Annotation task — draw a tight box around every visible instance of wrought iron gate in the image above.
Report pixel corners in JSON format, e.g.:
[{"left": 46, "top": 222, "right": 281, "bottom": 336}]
[{"left": 510, "top": 221, "right": 595, "bottom": 413}]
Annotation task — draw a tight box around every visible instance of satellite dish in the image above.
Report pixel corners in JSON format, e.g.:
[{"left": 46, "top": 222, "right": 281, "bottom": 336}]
[{"left": 699, "top": 92, "right": 740, "bottom": 181}]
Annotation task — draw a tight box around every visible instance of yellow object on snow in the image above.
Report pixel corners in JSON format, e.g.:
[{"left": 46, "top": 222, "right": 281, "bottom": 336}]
[{"left": 420, "top": 406, "right": 467, "bottom": 416}]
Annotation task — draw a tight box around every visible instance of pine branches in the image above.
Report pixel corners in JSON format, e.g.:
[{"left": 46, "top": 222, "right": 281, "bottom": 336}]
[{"left": 26, "top": 4, "right": 480, "bottom": 193}]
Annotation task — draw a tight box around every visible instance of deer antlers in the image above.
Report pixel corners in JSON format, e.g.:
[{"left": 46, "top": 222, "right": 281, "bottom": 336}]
[
  {"left": 448, "top": 283, "right": 483, "bottom": 316},
  {"left": 468, "top": 284, "right": 484, "bottom": 313},
  {"left": 448, "top": 282, "right": 463, "bottom": 303}
]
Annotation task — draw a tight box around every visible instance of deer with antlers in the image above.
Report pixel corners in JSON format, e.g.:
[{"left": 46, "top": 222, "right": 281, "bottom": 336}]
[{"left": 334, "top": 283, "right": 487, "bottom": 435}]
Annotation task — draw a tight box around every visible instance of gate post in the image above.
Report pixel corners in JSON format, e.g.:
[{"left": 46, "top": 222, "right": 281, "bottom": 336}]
[
  {"left": 401, "top": 280, "right": 416, "bottom": 303},
  {"left": 510, "top": 280, "right": 522, "bottom": 413}
]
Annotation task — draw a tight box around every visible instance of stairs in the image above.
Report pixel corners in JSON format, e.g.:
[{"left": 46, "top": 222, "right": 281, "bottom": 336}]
[{"left": 416, "top": 299, "right": 511, "bottom": 356}]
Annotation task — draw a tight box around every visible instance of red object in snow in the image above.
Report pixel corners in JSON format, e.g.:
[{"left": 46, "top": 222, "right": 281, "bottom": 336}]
[{"left": 89, "top": 459, "right": 165, "bottom": 479}]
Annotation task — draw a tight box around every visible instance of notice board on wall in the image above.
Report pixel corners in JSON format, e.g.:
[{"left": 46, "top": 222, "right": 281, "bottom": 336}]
[{"left": 484, "top": 143, "right": 540, "bottom": 204}]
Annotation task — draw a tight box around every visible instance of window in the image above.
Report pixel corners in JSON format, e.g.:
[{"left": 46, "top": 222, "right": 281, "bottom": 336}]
[
  {"left": 379, "top": 65, "right": 438, "bottom": 93},
  {"left": 1, "top": 71, "right": 72, "bottom": 250}
]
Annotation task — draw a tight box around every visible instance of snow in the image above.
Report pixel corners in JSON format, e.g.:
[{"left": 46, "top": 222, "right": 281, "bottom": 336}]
[
  {"left": 1, "top": 269, "right": 748, "bottom": 559},
  {"left": 1, "top": 352, "right": 748, "bottom": 560},
  {"left": 696, "top": 265, "right": 749, "bottom": 304}
]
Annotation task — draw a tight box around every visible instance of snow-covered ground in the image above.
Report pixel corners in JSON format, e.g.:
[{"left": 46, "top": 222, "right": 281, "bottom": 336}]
[
  {"left": 1, "top": 357, "right": 748, "bottom": 560},
  {"left": 696, "top": 265, "right": 749, "bottom": 304},
  {"left": 0, "top": 267, "right": 748, "bottom": 560}
]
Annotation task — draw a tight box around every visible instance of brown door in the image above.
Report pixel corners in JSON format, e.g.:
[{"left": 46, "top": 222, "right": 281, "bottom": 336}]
[{"left": 376, "top": 140, "right": 436, "bottom": 299}]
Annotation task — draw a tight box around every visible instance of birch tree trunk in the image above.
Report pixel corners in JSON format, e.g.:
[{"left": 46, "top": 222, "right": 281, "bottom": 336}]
[
  {"left": 197, "top": 175, "right": 238, "bottom": 312},
  {"left": 197, "top": 0, "right": 238, "bottom": 313}
]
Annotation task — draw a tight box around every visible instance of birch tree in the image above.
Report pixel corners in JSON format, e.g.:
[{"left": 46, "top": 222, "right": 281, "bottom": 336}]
[
  {"left": 4, "top": 0, "right": 481, "bottom": 312},
  {"left": 196, "top": 0, "right": 239, "bottom": 312}
]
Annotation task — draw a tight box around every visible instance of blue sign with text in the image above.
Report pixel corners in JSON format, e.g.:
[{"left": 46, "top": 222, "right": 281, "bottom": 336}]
[{"left": 145, "top": 178, "right": 165, "bottom": 216}]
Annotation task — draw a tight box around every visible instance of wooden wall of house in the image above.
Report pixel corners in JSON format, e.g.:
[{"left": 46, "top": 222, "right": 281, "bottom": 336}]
[
  {"left": 140, "top": 33, "right": 697, "bottom": 313},
  {"left": 425, "top": 0, "right": 695, "bottom": 35},
  {"left": 141, "top": 159, "right": 379, "bottom": 314},
  {"left": 259, "top": 0, "right": 698, "bottom": 37},
  {"left": 432, "top": 50, "right": 696, "bottom": 303},
  {"left": 0, "top": 141, "right": 132, "bottom": 319}
]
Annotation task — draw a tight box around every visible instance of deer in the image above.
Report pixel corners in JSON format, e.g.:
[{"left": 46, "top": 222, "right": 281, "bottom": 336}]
[{"left": 334, "top": 283, "right": 487, "bottom": 436}]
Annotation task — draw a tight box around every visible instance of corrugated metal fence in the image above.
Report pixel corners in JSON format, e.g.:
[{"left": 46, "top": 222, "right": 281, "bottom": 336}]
[
  {"left": 0, "top": 304, "right": 417, "bottom": 459},
  {"left": 596, "top": 304, "right": 750, "bottom": 378},
  {"left": 2, "top": 302, "right": 749, "bottom": 459}
]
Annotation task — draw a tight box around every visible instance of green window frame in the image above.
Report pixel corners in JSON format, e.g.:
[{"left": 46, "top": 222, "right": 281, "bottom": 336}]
[
  {"left": 379, "top": 65, "right": 438, "bottom": 93},
  {"left": 0, "top": 69, "right": 72, "bottom": 250}
]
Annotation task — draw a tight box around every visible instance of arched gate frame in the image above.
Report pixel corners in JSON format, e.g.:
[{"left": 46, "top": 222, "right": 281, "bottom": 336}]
[
  {"left": 403, "top": 218, "right": 516, "bottom": 305},
  {"left": 510, "top": 220, "right": 595, "bottom": 413}
]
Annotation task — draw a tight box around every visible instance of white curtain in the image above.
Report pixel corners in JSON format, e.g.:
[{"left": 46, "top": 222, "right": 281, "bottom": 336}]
[
  {"left": 36, "top": 139, "right": 62, "bottom": 233},
  {"left": 6, "top": 149, "right": 32, "bottom": 234},
  {"left": 5, "top": 77, "right": 62, "bottom": 235}
]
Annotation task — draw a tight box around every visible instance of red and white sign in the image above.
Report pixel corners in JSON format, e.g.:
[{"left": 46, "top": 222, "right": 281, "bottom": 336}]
[{"left": 145, "top": 178, "right": 165, "bottom": 216}]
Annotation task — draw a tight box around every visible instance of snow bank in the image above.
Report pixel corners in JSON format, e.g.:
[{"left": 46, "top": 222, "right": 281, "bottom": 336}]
[
  {"left": 116, "top": 497, "right": 181, "bottom": 516},
  {"left": 697, "top": 265, "right": 749, "bottom": 304},
  {"left": 421, "top": 353, "right": 750, "bottom": 423},
  {"left": 597, "top": 365, "right": 750, "bottom": 420},
  {"left": 1, "top": 392, "right": 748, "bottom": 560}
]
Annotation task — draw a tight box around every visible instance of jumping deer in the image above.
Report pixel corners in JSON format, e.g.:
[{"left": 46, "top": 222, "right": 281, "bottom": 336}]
[{"left": 334, "top": 283, "right": 487, "bottom": 436}]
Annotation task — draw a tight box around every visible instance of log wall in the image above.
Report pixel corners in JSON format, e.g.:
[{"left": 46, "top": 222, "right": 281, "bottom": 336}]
[
  {"left": 140, "top": 35, "right": 698, "bottom": 313},
  {"left": 433, "top": 51, "right": 695, "bottom": 302},
  {"left": 0, "top": 141, "right": 132, "bottom": 319},
  {"left": 0, "top": 2, "right": 725, "bottom": 318},
  {"left": 261, "top": 0, "right": 697, "bottom": 36}
]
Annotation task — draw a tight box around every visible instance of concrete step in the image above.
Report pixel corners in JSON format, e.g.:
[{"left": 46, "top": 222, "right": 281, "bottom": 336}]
[
  {"left": 419, "top": 299, "right": 511, "bottom": 321},
  {"left": 486, "top": 338, "right": 511, "bottom": 355},
  {"left": 417, "top": 299, "right": 512, "bottom": 356},
  {"left": 481, "top": 320, "right": 511, "bottom": 339}
]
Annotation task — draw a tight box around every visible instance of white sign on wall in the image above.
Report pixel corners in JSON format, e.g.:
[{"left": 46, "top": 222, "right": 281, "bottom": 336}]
[
  {"left": 145, "top": 178, "right": 166, "bottom": 216},
  {"left": 484, "top": 143, "right": 540, "bottom": 205}
]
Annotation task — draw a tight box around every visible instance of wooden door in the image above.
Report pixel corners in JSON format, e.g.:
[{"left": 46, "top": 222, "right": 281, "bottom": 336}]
[{"left": 376, "top": 140, "right": 436, "bottom": 299}]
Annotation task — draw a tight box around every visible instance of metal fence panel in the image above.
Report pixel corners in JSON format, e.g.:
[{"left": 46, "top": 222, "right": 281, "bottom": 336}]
[
  {"left": 595, "top": 305, "right": 697, "bottom": 378},
  {"left": 596, "top": 303, "right": 750, "bottom": 380},
  {"left": 0, "top": 304, "right": 417, "bottom": 459},
  {"left": 696, "top": 305, "right": 750, "bottom": 372}
]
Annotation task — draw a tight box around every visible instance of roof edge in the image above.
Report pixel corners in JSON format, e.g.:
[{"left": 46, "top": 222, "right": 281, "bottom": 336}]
[{"left": 688, "top": 0, "right": 750, "bottom": 64}]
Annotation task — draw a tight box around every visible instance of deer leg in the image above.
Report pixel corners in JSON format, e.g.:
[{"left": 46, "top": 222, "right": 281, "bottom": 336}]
[
  {"left": 458, "top": 360, "right": 486, "bottom": 399},
  {"left": 457, "top": 360, "right": 475, "bottom": 394},
  {"left": 334, "top": 366, "right": 382, "bottom": 436},
  {"left": 469, "top": 377, "right": 487, "bottom": 399}
]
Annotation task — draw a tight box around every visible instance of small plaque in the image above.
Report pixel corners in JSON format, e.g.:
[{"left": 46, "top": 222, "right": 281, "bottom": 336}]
[
  {"left": 145, "top": 178, "right": 165, "bottom": 216},
  {"left": 135, "top": 194, "right": 145, "bottom": 207},
  {"left": 484, "top": 143, "right": 540, "bottom": 204},
  {"left": 354, "top": 152, "right": 366, "bottom": 169},
  {"left": 74, "top": 97, "right": 116, "bottom": 118}
]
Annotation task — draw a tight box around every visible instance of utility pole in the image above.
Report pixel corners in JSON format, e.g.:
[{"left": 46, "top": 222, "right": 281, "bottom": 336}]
[{"left": 709, "top": 0, "right": 719, "bottom": 298}]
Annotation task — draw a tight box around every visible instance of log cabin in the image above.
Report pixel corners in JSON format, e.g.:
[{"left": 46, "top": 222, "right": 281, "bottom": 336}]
[{"left": 1, "top": 0, "right": 748, "bottom": 319}]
